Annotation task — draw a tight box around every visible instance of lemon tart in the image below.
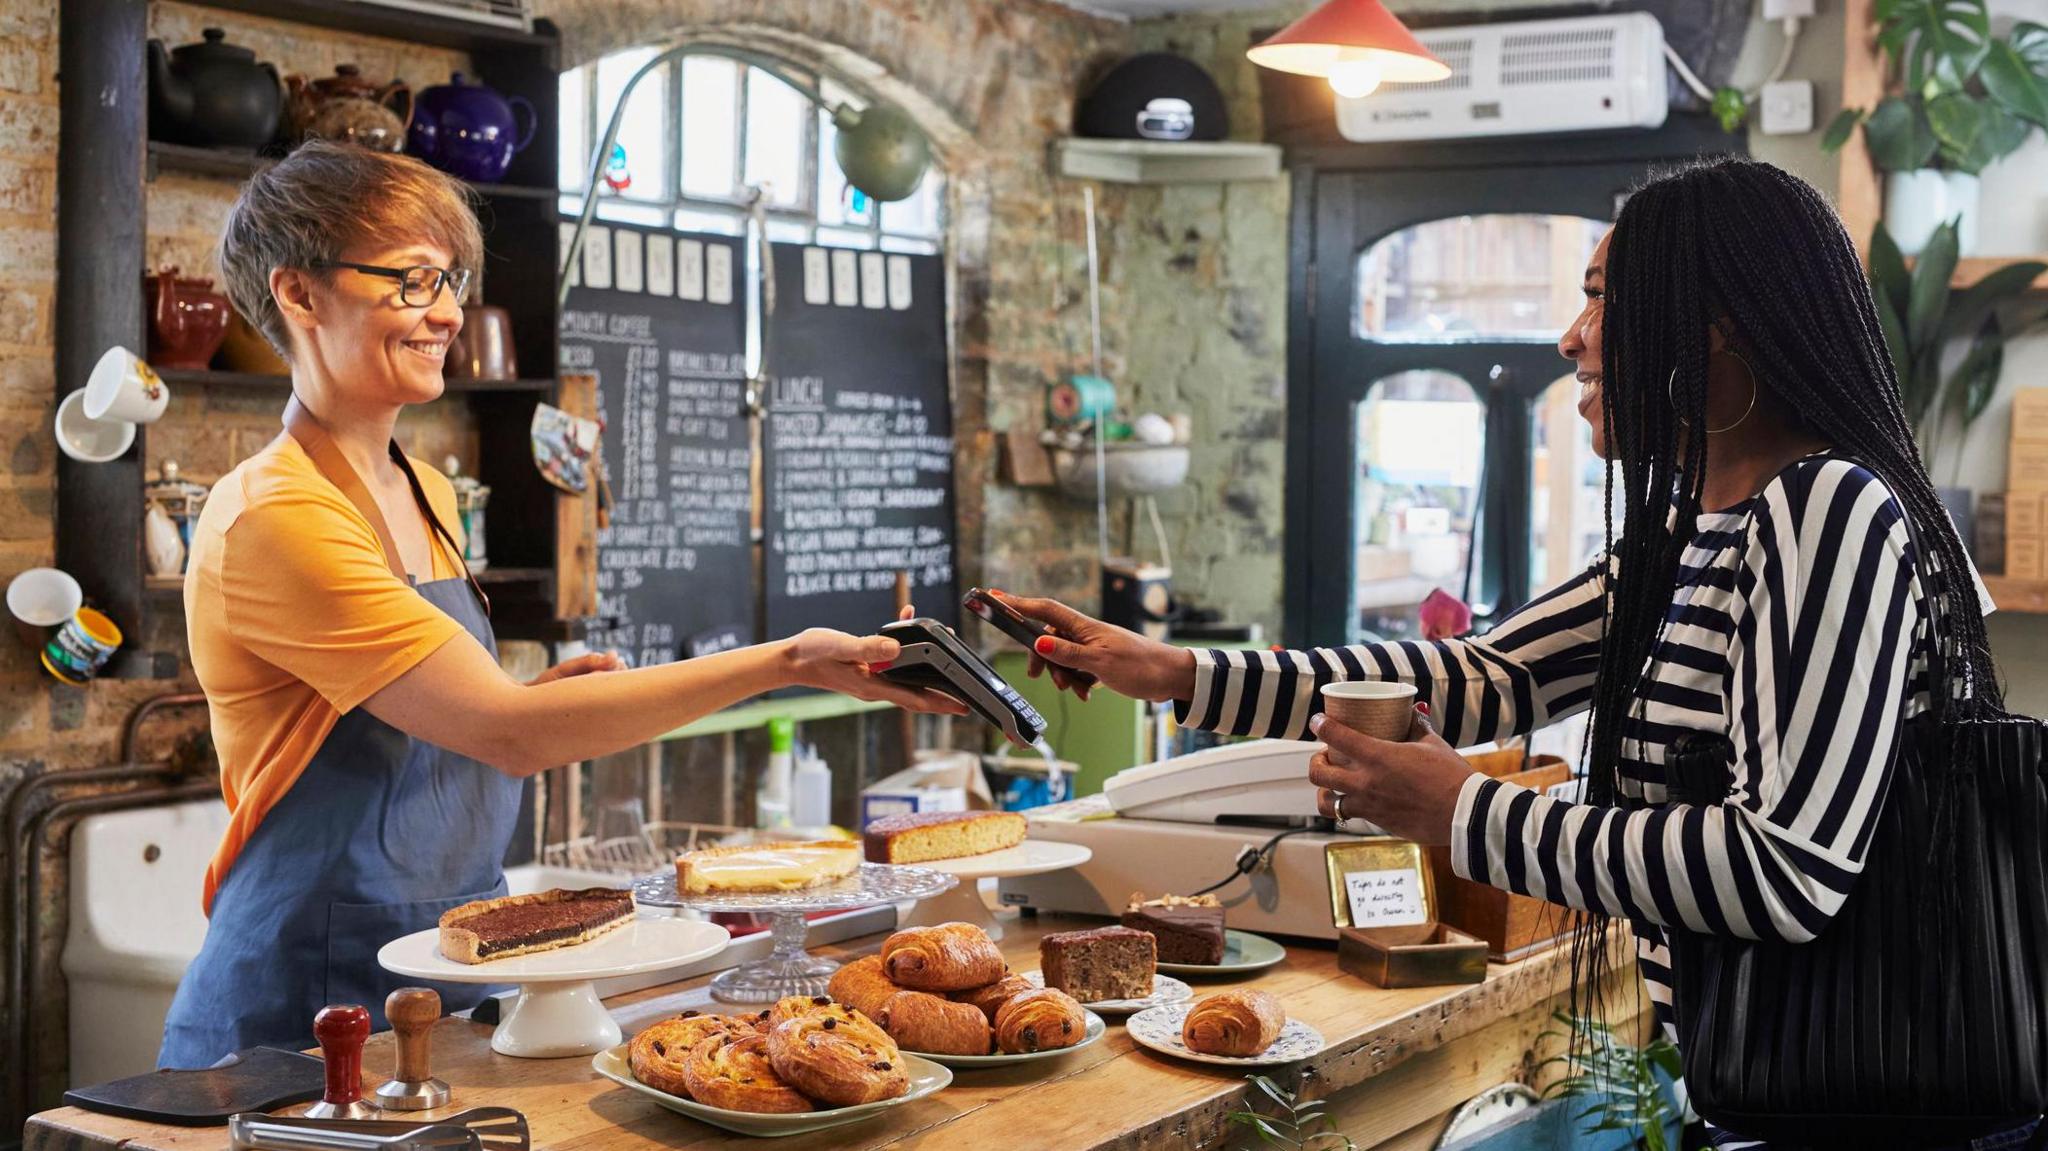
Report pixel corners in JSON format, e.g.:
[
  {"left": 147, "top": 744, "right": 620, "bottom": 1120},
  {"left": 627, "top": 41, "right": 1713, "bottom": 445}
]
[{"left": 676, "top": 839, "right": 863, "bottom": 894}]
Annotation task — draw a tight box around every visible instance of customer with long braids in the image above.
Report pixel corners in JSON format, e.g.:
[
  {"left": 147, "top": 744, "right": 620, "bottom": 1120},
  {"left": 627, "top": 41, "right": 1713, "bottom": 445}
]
[{"left": 992, "top": 157, "right": 2030, "bottom": 1147}]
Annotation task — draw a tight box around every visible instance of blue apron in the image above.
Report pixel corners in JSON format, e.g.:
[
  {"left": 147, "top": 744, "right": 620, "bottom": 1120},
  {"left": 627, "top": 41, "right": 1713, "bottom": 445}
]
[{"left": 159, "top": 403, "right": 518, "bottom": 1068}]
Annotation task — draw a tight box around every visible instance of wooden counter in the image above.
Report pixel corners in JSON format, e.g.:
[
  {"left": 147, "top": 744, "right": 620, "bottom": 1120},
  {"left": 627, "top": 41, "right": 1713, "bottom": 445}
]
[{"left": 26, "top": 913, "right": 1637, "bottom": 1151}]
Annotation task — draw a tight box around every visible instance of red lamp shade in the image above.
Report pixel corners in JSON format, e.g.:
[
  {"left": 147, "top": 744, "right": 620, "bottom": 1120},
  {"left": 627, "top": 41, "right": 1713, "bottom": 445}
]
[{"left": 1246, "top": 0, "right": 1451, "bottom": 85}]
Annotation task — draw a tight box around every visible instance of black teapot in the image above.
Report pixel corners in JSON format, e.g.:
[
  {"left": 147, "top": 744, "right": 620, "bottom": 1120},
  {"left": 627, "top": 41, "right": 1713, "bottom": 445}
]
[{"left": 147, "top": 28, "right": 281, "bottom": 151}]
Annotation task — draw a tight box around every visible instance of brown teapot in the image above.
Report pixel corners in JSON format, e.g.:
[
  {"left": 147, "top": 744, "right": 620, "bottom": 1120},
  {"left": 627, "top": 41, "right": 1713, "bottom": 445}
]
[
  {"left": 285, "top": 64, "right": 412, "bottom": 152},
  {"left": 145, "top": 267, "right": 230, "bottom": 371}
]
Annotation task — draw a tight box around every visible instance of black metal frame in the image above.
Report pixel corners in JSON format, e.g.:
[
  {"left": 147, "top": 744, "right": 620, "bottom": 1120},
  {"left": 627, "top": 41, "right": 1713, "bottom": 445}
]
[{"left": 1281, "top": 117, "right": 1743, "bottom": 649}]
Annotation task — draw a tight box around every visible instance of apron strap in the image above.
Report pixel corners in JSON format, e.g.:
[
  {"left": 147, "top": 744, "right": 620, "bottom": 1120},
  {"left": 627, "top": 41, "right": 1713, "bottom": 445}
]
[{"left": 282, "top": 395, "right": 490, "bottom": 615}]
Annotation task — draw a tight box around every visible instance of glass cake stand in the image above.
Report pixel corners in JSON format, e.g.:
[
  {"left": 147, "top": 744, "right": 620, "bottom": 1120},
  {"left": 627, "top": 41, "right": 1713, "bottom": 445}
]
[{"left": 633, "top": 863, "right": 956, "bottom": 1003}]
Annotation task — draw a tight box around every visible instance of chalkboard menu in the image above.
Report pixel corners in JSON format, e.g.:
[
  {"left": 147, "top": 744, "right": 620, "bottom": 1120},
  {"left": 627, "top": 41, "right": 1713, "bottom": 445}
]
[
  {"left": 762, "top": 245, "right": 958, "bottom": 637},
  {"left": 558, "top": 222, "right": 752, "bottom": 667}
]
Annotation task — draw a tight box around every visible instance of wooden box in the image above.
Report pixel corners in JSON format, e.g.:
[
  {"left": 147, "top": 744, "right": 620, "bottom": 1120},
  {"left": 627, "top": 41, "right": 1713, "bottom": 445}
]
[
  {"left": 2013, "top": 388, "right": 2048, "bottom": 444},
  {"left": 2009, "top": 536, "right": 2044, "bottom": 582},
  {"left": 2012, "top": 441, "right": 2048, "bottom": 492},
  {"left": 2008, "top": 492, "right": 2044, "bottom": 540},
  {"left": 1338, "top": 923, "right": 1488, "bottom": 988},
  {"left": 1426, "top": 748, "right": 1584, "bottom": 962}
]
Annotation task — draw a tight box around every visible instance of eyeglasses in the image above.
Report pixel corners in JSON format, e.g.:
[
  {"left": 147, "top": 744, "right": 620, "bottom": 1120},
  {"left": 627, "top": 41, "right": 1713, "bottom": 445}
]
[{"left": 310, "top": 260, "right": 473, "bottom": 308}]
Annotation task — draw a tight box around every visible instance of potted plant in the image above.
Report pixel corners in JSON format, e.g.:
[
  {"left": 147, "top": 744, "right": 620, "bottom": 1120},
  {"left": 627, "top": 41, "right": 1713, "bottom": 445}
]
[
  {"left": 1866, "top": 218, "right": 2048, "bottom": 544},
  {"left": 1823, "top": 1, "right": 2048, "bottom": 256}
]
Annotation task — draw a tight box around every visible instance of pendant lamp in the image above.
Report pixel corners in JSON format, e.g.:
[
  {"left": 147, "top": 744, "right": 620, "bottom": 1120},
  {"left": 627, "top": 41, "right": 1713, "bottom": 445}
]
[{"left": 1246, "top": 0, "right": 1450, "bottom": 99}]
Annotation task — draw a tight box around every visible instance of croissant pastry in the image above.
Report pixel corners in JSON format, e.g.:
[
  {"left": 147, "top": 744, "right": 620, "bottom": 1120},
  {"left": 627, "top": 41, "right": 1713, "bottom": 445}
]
[
  {"left": 994, "top": 988, "right": 1088, "bottom": 1054},
  {"left": 876, "top": 990, "right": 993, "bottom": 1055},
  {"left": 766, "top": 1006, "right": 909, "bottom": 1106},
  {"left": 827, "top": 954, "right": 901, "bottom": 1019},
  {"left": 950, "top": 973, "right": 1035, "bottom": 1024},
  {"left": 765, "top": 994, "right": 840, "bottom": 1029},
  {"left": 1181, "top": 989, "right": 1286, "bottom": 1057},
  {"left": 881, "top": 922, "right": 1007, "bottom": 991},
  {"left": 629, "top": 1011, "right": 748, "bottom": 1097},
  {"left": 680, "top": 1031, "right": 813, "bottom": 1113}
]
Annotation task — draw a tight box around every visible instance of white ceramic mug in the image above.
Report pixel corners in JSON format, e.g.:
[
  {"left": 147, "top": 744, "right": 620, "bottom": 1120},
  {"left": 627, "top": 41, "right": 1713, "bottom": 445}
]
[
  {"left": 54, "top": 390, "right": 136, "bottom": 464},
  {"left": 83, "top": 346, "right": 169, "bottom": 424},
  {"left": 6, "top": 567, "right": 83, "bottom": 647}
]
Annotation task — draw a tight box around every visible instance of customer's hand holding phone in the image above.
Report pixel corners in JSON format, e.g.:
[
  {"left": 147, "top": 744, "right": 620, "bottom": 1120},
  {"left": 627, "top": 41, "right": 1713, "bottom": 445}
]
[{"left": 978, "top": 590, "right": 1197, "bottom": 704}]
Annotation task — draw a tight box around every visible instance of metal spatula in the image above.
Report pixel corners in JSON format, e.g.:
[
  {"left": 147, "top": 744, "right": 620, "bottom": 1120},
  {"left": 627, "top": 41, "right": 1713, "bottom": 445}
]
[{"left": 229, "top": 1108, "right": 529, "bottom": 1151}]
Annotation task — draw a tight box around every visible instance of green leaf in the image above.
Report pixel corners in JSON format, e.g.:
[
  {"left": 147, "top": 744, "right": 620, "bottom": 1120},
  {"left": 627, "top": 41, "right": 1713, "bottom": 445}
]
[
  {"left": 1881, "top": 0, "right": 1991, "bottom": 90},
  {"left": 1945, "top": 260, "right": 2048, "bottom": 342},
  {"left": 2013, "top": 22, "right": 2048, "bottom": 74},
  {"left": 1928, "top": 93, "right": 2029, "bottom": 171},
  {"left": 1713, "top": 86, "right": 1750, "bottom": 133},
  {"left": 1907, "top": 217, "right": 1960, "bottom": 350},
  {"left": 1864, "top": 96, "right": 1939, "bottom": 170},
  {"left": 1982, "top": 36, "right": 2048, "bottom": 126},
  {"left": 1949, "top": 315, "right": 2006, "bottom": 425},
  {"left": 1873, "top": 254, "right": 1917, "bottom": 410},
  {"left": 1870, "top": 219, "right": 1914, "bottom": 321},
  {"left": 1822, "top": 107, "right": 1867, "bottom": 152}
]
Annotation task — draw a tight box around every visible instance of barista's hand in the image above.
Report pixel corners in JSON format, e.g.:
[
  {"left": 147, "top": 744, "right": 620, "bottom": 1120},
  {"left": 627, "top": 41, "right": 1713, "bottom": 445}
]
[
  {"left": 1308, "top": 706, "right": 1473, "bottom": 847},
  {"left": 527, "top": 650, "right": 627, "bottom": 686},
  {"left": 988, "top": 591, "right": 1196, "bottom": 704},
  {"left": 782, "top": 628, "right": 969, "bottom": 716}
]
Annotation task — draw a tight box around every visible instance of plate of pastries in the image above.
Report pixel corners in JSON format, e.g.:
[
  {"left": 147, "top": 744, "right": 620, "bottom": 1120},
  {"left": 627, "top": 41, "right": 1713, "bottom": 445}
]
[
  {"left": 1124, "top": 990, "right": 1325, "bottom": 1067},
  {"left": 829, "top": 921, "right": 1106, "bottom": 1067},
  {"left": 1019, "top": 924, "right": 1194, "bottom": 1014},
  {"left": 593, "top": 998, "right": 951, "bottom": 1137}
]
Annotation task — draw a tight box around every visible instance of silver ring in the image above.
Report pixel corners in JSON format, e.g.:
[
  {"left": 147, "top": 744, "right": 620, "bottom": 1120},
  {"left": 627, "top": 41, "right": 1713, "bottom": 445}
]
[{"left": 1332, "top": 792, "right": 1349, "bottom": 821}]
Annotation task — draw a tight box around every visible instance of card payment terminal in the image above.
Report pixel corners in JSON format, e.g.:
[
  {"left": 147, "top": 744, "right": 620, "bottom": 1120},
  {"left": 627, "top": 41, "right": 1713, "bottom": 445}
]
[{"left": 876, "top": 618, "right": 1047, "bottom": 746}]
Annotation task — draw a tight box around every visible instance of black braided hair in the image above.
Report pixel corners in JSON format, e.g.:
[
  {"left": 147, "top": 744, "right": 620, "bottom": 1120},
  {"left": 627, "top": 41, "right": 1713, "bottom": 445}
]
[{"left": 1568, "top": 155, "right": 2001, "bottom": 1024}]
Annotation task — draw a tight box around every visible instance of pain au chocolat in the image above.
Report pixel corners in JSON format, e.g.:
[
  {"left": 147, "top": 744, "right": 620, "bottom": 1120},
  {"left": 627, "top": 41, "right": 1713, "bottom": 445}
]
[{"left": 438, "top": 887, "right": 635, "bottom": 964}]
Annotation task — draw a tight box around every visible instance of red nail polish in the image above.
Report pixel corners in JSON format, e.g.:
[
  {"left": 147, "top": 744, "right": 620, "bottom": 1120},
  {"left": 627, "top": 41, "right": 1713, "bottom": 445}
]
[
  {"left": 1417, "top": 702, "right": 1430, "bottom": 716},
  {"left": 1034, "top": 635, "right": 1055, "bottom": 655}
]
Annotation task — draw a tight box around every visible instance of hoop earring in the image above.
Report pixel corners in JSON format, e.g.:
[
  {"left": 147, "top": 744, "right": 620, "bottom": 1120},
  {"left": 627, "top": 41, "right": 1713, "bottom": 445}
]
[{"left": 1668, "top": 350, "right": 1758, "bottom": 436}]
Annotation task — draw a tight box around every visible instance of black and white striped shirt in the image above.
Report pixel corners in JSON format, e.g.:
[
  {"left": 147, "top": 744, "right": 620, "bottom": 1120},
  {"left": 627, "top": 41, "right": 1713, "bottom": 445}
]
[{"left": 1175, "top": 455, "right": 1971, "bottom": 1101}]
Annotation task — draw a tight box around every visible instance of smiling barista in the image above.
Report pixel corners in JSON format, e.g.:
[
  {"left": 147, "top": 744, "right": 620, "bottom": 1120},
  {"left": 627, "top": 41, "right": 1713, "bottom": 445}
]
[{"left": 157, "top": 143, "right": 966, "bottom": 1068}]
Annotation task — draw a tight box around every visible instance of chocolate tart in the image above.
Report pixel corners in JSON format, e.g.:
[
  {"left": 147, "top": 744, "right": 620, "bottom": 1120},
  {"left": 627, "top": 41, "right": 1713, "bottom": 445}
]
[
  {"left": 437, "top": 886, "right": 635, "bottom": 964},
  {"left": 1122, "top": 894, "right": 1226, "bottom": 966}
]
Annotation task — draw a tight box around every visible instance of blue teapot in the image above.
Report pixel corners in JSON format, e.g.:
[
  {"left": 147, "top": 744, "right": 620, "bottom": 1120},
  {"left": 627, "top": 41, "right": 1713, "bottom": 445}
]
[{"left": 406, "top": 73, "right": 536, "bottom": 184}]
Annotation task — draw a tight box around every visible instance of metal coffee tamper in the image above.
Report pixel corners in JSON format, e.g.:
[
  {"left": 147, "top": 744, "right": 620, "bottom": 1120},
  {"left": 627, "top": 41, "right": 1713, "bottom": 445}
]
[
  {"left": 373, "top": 987, "right": 451, "bottom": 1110},
  {"left": 305, "top": 1004, "right": 378, "bottom": 1119}
]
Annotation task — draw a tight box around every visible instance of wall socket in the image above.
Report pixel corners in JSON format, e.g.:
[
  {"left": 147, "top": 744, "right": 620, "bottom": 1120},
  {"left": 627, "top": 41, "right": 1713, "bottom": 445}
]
[{"left": 1759, "top": 80, "right": 1815, "bottom": 135}]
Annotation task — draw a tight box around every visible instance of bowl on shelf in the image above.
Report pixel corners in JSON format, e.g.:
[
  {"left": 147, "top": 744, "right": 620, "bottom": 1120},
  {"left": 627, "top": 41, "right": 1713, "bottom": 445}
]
[{"left": 1051, "top": 442, "right": 1190, "bottom": 500}]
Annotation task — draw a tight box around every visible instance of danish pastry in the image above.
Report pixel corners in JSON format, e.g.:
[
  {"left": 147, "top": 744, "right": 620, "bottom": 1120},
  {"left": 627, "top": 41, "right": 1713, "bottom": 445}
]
[
  {"left": 628, "top": 1011, "right": 748, "bottom": 1097},
  {"left": 827, "top": 954, "right": 901, "bottom": 1019},
  {"left": 766, "top": 994, "right": 839, "bottom": 1029},
  {"left": 950, "top": 973, "right": 1034, "bottom": 1024},
  {"left": 766, "top": 1006, "right": 909, "bottom": 1106},
  {"left": 1181, "top": 989, "right": 1286, "bottom": 1057},
  {"left": 994, "top": 988, "right": 1088, "bottom": 1054},
  {"left": 679, "top": 1031, "right": 813, "bottom": 1113},
  {"left": 876, "top": 990, "right": 993, "bottom": 1056},
  {"left": 881, "top": 922, "right": 1007, "bottom": 991}
]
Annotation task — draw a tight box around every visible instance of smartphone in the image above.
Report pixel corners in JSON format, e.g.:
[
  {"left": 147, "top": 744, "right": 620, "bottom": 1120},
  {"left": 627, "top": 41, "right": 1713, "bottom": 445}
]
[{"left": 963, "top": 588, "right": 1098, "bottom": 690}]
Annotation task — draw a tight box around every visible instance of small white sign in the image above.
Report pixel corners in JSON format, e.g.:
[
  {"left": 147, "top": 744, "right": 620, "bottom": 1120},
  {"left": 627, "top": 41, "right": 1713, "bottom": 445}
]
[
  {"left": 803, "top": 247, "right": 831, "bottom": 305},
  {"left": 559, "top": 223, "right": 581, "bottom": 288},
  {"left": 886, "top": 254, "right": 913, "bottom": 310},
  {"left": 1545, "top": 778, "right": 1583, "bottom": 802},
  {"left": 675, "top": 239, "right": 704, "bottom": 301},
  {"left": 582, "top": 225, "right": 613, "bottom": 289},
  {"left": 613, "top": 229, "right": 644, "bottom": 294},
  {"left": 645, "top": 235, "right": 675, "bottom": 297},
  {"left": 830, "top": 249, "right": 859, "bottom": 307},
  {"left": 705, "top": 244, "right": 733, "bottom": 305},
  {"left": 859, "top": 252, "right": 887, "bottom": 309},
  {"left": 1344, "top": 868, "right": 1428, "bottom": 928}
]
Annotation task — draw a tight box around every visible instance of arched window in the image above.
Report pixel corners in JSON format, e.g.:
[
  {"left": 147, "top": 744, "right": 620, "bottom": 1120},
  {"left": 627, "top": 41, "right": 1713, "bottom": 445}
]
[{"left": 558, "top": 49, "right": 945, "bottom": 253}]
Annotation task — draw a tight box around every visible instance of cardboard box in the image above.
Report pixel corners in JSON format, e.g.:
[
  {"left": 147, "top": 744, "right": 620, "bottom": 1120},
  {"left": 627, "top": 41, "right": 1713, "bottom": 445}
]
[
  {"left": 2013, "top": 441, "right": 2048, "bottom": 492},
  {"left": 2008, "top": 536, "right": 2044, "bottom": 582},
  {"left": 2009, "top": 493, "right": 2044, "bottom": 539},
  {"left": 2014, "top": 389, "right": 2048, "bottom": 444}
]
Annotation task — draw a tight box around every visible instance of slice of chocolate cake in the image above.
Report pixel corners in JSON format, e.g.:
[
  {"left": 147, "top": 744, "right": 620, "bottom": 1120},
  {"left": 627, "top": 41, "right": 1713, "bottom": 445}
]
[
  {"left": 438, "top": 887, "right": 636, "bottom": 963},
  {"left": 1039, "top": 925, "right": 1155, "bottom": 1001},
  {"left": 1122, "top": 893, "right": 1226, "bottom": 966}
]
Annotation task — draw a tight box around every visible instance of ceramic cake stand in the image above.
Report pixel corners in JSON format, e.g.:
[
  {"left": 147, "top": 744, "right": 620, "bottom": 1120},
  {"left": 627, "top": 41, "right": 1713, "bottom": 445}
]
[
  {"left": 897, "top": 841, "right": 1093, "bottom": 941},
  {"left": 377, "top": 916, "right": 729, "bottom": 1058},
  {"left": 634, "top": 864, "right": 956, "bottom": 1003}
]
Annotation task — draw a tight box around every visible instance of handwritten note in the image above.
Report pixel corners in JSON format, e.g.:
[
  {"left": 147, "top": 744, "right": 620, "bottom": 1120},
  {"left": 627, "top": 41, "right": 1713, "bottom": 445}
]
[{"left": 1344, "top": 868, "right": 1428, "bottom": 928}]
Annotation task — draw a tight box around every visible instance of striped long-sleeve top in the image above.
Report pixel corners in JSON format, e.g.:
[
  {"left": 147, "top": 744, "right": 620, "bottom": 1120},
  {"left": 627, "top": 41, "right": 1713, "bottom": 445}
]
[{"left": 1175, "top": 455, "right": 1962, "bottom": 1081}]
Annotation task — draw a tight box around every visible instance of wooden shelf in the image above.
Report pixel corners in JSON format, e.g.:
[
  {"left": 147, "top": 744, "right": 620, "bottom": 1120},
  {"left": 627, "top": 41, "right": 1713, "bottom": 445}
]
[
  {"left": 1054, "top": 138, "right": 1282, "bottom": 184},
  {"left": 155, "top": 368, "right": 555, "bottom": 393},
  {"left": 175, "top": 0, "right": 551, "bottom": 51},
  {"left": 1984, "top": 576, "right": 2048, "bottom": 614},
  {"left": 656, "top": 693, "right": 895, "bottom": 742},
  {"left": 1901, "top": 255, "right": 2048, "bottom": 291},
  {"left": 147, "top": 141, "right": 560, "bottom": 203}
]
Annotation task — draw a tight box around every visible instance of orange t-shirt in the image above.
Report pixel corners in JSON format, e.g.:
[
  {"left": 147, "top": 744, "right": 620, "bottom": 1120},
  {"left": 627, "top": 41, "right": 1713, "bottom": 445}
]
[{"left": 186, "top": 434, "right": 471, "bottom": 914}]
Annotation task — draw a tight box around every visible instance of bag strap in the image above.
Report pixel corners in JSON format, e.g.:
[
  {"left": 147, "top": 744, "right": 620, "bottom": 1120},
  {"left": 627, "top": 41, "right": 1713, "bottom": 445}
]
[{"left": 281, "top": 395, "right": 489, "bottom": 615}]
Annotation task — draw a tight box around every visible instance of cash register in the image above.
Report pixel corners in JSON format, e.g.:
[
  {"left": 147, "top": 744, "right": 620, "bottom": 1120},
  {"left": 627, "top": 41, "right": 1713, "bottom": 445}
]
[{"left": 997, "top": 739, "right": 1384, "bottom": 941}]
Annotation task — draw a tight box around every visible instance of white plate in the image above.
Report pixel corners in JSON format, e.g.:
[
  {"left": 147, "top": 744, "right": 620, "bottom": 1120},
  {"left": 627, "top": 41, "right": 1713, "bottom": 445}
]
[
  {"left": 1019, "top": 970, "right": 1193, "bottom": 1015},
  {"left": 909, "top": 1009, "right": 1107, "bottom": 1068},
  {"left": 920, "top": 840, "right": 1092, "bottom": 880},
  {"left": 1124, "top": 1002, "right": 1325, "bottom": 1067},
  {"left": 1155, "top": 929, "right": 1289, "bottom": 976},
  {"left": 379, "top": 914, "right": 729, "bottom": 983},
  {"left": 591, "top": 1044, "right": 951, "bottom": 1138}
]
